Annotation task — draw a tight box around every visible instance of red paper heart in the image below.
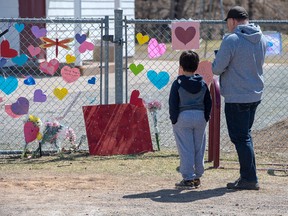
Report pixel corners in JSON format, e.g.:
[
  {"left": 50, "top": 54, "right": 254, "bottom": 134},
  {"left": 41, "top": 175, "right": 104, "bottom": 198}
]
[
  {"left": 0, "top": 40, "right": 18, "bottom": 58},
  {"left": 129, "top": 90, "right": 144, "bottom": 107},
  {"left": 24, "top": 121, "right": 39, "bottom": 143},
  {"left": 175, "top": 27, "right": 196, "bottom": 45}
]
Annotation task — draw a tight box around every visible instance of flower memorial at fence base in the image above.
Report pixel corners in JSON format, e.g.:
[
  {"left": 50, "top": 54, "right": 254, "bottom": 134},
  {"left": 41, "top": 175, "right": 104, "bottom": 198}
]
[{"left": 146, "top": 99, "right": 162, "bottom": 151}]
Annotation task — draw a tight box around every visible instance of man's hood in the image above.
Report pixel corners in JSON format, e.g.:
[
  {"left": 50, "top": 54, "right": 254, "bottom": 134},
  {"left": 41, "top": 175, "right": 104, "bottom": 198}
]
[{"left": 235, "top": 23, "right": 263, "bottom": 44}]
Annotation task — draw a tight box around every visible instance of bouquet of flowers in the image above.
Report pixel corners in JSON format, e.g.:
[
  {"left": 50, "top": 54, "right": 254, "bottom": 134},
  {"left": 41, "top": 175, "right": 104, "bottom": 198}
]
[
  {"left": 146, "top": 99, "right": 162, "bottom": 151},
  {"left": 40, "top": 121, "right": 63, "bottom": 152},
  {"left": 64, "top": 127, "right": 77, "bottom": 150}
]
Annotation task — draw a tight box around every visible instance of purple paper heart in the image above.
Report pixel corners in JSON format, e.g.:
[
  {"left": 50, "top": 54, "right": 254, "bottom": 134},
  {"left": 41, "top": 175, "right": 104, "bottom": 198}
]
[
  {"left": 11, "top": 97, "right": 29, "bottom": 115},
  {"left": 31, "top": 26, "right": 47, "bottom": 38},
  {"left": 33, "top": 89, "right": 47, "bottom": 102},
  {"left": 0, "top": 58, "right": 7, "bottom": 67},
  {"left": 88, "top": 77, "right": 96, "bottom": 84},
  {"left": 24, "top": 76, "right": 36, "bottom": 85},
  {"left": 75, "top": 33, "right": 87, "bottom": 44}
]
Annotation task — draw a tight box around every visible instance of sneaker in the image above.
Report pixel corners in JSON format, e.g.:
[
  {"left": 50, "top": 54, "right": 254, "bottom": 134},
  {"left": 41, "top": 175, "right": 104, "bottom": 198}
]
[
  {"left": 193, "top": 178, "right": 201, "bottom": 188},
  {"left": 227, "top": 178, "right": 260, "bottom": 190},
  {"left": 175, "top": 179, "right": 195, "bottom": 189}
]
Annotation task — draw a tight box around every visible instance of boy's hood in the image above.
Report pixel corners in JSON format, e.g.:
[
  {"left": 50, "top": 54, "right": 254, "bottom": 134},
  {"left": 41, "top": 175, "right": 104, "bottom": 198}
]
[{"left": 177, "top": 74, "right": 204, "bottom": 94}]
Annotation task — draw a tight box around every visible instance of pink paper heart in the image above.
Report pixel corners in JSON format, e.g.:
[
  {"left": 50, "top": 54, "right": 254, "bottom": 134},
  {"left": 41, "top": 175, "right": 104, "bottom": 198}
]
[
  {"left": 27, "top": 45, "right": 41, "bottom": 57},
  {"left": 195, "top": 61, "right": 213, "bottom": 86},
  {"left": 61, "top": 66, "right": 81, "bottom": 83},
  {"left": 24, "top": 121, "right": 39, "bottom": 143},
  {"left": 39, "top": 59, "right": 59, "bottom": 75},
  {"left": 148, "top": 38, "right": 166, "bottom": 59},
  {"left": 79, "top": 41, "right": 94, "bottom": 53}
]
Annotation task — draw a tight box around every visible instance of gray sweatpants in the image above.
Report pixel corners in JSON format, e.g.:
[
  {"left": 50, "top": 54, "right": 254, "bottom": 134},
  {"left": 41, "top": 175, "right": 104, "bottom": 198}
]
[{"left": 172, "top": 110, "right": 207, "bottom": 180}]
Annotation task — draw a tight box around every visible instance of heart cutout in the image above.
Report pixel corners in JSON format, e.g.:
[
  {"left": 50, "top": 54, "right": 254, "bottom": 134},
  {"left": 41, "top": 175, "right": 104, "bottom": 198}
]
[
  {"left": 0, "top": 76, "right": 18, "bottom": 95},
  {"left": 148, "top": 38, "right": 166, "bottom": 59},
  {"left": 11, "top": 97, "right": 29, "bottom": 115},
  {"left": 33, "top": 89, "right": 47, "bottom": 102},
  {"left": 88, "top": 77, "right": 96, "bottom": 84},
  {"left": 12, "top": 54, "right": 28, "bottom": 66},
  {"left": 39, "top": 59, "right": 59, "bottom": 76},
  {"left": 129, "top": 90, "right": 144, "bottom": 107},
  {"left": 75, "top": 33, "right": 87, "bottom": 44},
  {"left": 61, "top": 66, "right": 81, "bottom": 83},
  {"left": 0, "top": 40, "right": 18, "bottom": 58},
  {"left": 195, "top": 61, "right": 213, "bottom": 86},
  {"left": 136, "top": 33, "right": 150, "bottom": 45},
  {"left": 129, "top": 63, "right": 144, "bottom": 75},
  {"left": 175, "top": 26, "right": 196, "bottom": 45},
  {"left": 24, "top": 76, "right": 36, "bottom": 85},
  {"left": 31, "top": 26, "right": 47, "bottom": 38},
  {"left": 27, "top": 45, "right": 41, "bottom": 57},
  {"left": 66, "top": 54, "right": 76, "bottom": 64},
  {"left": 79, "top": 41, "right": 94, "bottom": 53},
  {"left": 147, "top": 70, "right": 170, "bottom": 90},
  {"left": 53, "top": 87, "right": 68, "bottom": 100},
  {"left": 5, "top": 104, "right": 22, "bottom": 118},
  {"left": 14, "top": 23, "right": 25, "bottom": 33},
  {"left": 24, "top": 121, "right": 40, "bottom": 143},
  {"left": 0, "top": 58, "right": 7, "bottom": 67}
]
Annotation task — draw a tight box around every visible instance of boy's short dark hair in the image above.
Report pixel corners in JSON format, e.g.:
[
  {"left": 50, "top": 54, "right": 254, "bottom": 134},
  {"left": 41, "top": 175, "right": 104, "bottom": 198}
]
[{"left": 179, "top": 50, "right": 199, "bottom": 72}]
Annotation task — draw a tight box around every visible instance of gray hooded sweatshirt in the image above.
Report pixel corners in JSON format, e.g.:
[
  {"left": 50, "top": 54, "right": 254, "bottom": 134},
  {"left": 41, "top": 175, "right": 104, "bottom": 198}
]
[{"left": 212, "top": 23, "right": 267, "bottom": 103}]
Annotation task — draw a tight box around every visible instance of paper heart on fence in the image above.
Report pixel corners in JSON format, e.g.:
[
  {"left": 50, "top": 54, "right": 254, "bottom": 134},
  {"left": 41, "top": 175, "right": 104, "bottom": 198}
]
[
  {"left": 0, "top": 58, "right": 7, "bottom": 67},
  {"left": 136, "top": 33, "right": 150, "bottom": 45},
  {"left": 0, "top": 76, "right": 18, "bottom": 95},
  {"left": 5, "top": 104, "right": 22, "bottom": 118},
  {"left": 195, "top": 61, "right": 213, "bottom": 86},
  {"left": 66, "top": 54, "right": 76, "bottom": 64},
  {"left": 129, "top": 63, "right": 144, "bottom": 76},
  {"left": 129, "top": 90, "right": 144, "bottom": 107},
  {"left": 11, "top": 97, "right": 29, "bottom": 115},
  {"left": 14, "top": 23, "right": 25, "bottom": 33},
  {"left": 24, "top": 76, "right": 36, "bottom": 85},
  {"left": 24, "top": 121, "right": 40, "bottom": 143},
  {"left": 75, "top": 33, "right": 87, "bottom": 44},
  {"left": 79, "top": 41, "right": 94, "bottom": 53},
  {"left": 148, "top": 38, "right": 166, "bottom": 59},
  {"left": 61, "top": 66, "right": 81, "bottom": 83},
  {"left": 27, "top": 45, "right": 41, "bottom": 57},
  {"left": 53, "top": 87, "right": 68, "bottom": 100},
  {"left": 175, "top": 26, "right": 196, "bottom": 45},
  {"left": 147, "top": 70, "right": 170, "bottom": 90},
  {"left": 33, "top": 89, "right": 47, "bottom": 102},
  {"left": 12, "top": 54, "right": 28, "bottom": 66},
  {"left": 39, "top": 58, "right": 59, "bottom": 75},
  {"left": 0, "top": 40, "right": 18, "bottom": 58},
  {"left": 88, "top": 77, "right": 96, "bottom": 84},
  {"left": 31, "top": 26, "right": 47, "bottom": 38}
]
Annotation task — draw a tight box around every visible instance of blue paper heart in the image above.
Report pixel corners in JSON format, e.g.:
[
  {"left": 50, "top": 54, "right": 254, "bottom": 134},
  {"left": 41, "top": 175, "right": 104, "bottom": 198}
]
[
  {"left": 0, "top": 58, "right": 7, "bottom": 67},
  {"left": 75, "top": 33, "right": 87, "bottom": 44},
  {"left": 24, "top": 76, "right": 36, "bottom": 85},
  {"left": 14, "top": 23, "right": 25, "bottom": 33},
  {"left": 147, "top": 70, "right": 170, "bottom": 90},
  {"left": 88, "top": 77, "right": 96, "bottom": 84},
  {"left": 0, "top": 76, "right": 18, "bottom": 95},
  {"left": 12, "top": 54, "right": 28, "bottom": 66}
]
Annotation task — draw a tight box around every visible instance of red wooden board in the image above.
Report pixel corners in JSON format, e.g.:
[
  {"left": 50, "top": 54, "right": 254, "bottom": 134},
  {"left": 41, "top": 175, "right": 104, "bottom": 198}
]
[{"left": 82, "top": 103, "right": 153, "bottom": 155}]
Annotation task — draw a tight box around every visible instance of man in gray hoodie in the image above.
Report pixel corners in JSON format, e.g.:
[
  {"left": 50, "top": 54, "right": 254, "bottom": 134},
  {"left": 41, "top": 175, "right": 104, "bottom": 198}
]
[{"left": 212, "top": 6, "right": 267, "bottom": 190}]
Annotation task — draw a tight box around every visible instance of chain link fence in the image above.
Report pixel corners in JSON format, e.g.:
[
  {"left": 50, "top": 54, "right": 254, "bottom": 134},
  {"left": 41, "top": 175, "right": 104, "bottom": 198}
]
[{"left": 0, "top": 14, "right": 287, "bottom": 165}]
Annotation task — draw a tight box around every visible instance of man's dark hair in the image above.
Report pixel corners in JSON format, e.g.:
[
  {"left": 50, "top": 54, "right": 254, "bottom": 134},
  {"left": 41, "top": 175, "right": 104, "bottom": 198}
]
[{"left": 179, "top": 50, "right": 199, "bottom": 72}]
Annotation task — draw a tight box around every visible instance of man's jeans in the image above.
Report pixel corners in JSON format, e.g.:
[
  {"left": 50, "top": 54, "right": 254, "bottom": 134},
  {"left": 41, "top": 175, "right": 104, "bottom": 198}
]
[{"left": 225, "top": 101, "right": 261, "bottom": 183}]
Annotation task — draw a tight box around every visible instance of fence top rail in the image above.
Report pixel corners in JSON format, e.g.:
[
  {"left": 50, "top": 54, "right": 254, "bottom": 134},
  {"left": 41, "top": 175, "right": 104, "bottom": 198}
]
[
  {"left": 0, "top": 17, "right": 104, "bottom": 24},
  {"left": 126, "top": 19, "right": 288, "bottom": 25}
]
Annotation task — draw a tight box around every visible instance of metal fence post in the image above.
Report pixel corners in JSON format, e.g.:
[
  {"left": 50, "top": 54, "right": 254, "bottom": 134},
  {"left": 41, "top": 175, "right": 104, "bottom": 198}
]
[
  {"left": 114, "top": 9, "right": 124, "bottom": 104},
  {"left": 104, "top": 15, "right": 110, "bottom": 105}
]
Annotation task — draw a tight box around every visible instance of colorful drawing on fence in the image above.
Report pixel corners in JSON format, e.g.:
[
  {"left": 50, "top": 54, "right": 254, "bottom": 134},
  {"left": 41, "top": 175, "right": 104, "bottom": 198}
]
[
  {"left": 171, "top": 21, "right": 200, "bottom": 50},
  {"left": 75, "top": 33, "right": 87, "bottom": 44},
  {"left": 24, "top": 76, "right": 36, "bottom": 85},
  {"left": 0, "top": 40, "right": 18, "bottom": 58},
  {"left": 147, "top": 70, "right": 170, "bottom": 90},
  {"left": 61, "top": 66, "right": 81, "bottom": 83},
  {"left": 148, "top": 38, "right": 166, "bottom": 59},
  {"left": 31, "top": 26, "right": 47, "bottom": 38},
  {"left": 0, "top": 58, "right": 7, "bottom": 67},
  {"left": 39, "top": 58, "right": 59, "bottom": 76},
  {"left": 14, "top": 23, "right": 24, "bottom": 33},
  {"left": 27, "top": 45, "right": 41, "bottom": 57},
  {"left": 88, "top": 77, "right": 96, "bottom": 84},
  {"left": 0, "top": 76, "right": 18, "bottom": 95},
  {"left": 39, "top": 37, "right": 74, "bottom": 58},
  {"left": 33, "top": 89, "right": 47, "bottom": 102},
  {"left": 11, "top": 97, "right": 29, "bottom": 115},
  {"left": 195, "top": 61, "right": 214, "bottom": 86},
  {"left": 12, "top": 54, "right": 28, "bottom": 66},
  {"left": 264, "top": 32, "right": 282, "bottom": 56},
  {"left": 129, "top": 90, "right": 145, "bottom": 107},
  {"left": 136, "top": 33, "right": 150, "bottom": 45},
  {"left": 129, "top": 63, "right": 144, "bottom": 75},
  {"left": 66, "top": 54, "right": 76, "bottom": 64},
  {"left": 53, "top": 87, "right": 68, "bottom": 100}
]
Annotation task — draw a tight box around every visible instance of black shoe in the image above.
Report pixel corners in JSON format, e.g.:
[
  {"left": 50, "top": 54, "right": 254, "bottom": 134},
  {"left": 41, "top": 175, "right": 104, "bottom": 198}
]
[
  {"left": 175, "top": 179, "right": 195, "bottom": 189},
  {"left": 193, "top": 179, "right": 201, "bottom": 188},
  {"left": 227, "top": 178, "right": 260, "bottom": 190}
]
